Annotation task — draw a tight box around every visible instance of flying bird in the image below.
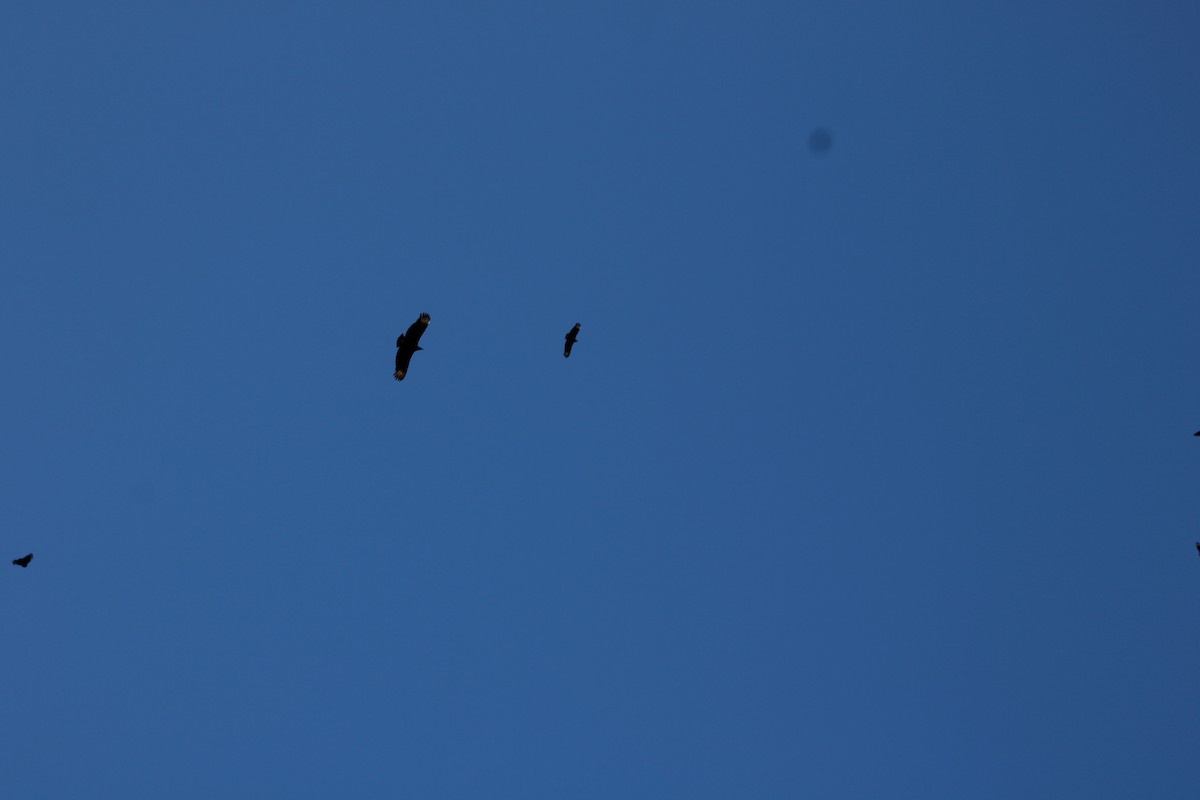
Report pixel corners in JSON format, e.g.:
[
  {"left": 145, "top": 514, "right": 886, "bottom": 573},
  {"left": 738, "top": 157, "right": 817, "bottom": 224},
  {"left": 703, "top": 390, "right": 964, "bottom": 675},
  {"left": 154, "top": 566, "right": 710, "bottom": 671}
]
[
  {"left": 1194, "top": 431, "right": 1199, "bottom": 436},
  {"left": 12, "top": 553, "right": 32, "bottom": 568},
  {"left": 564, "top": 323, "right": 581, "bottom": 358},
  {"left": 1195, "top": 543, "right": 1199, "bottom": 558},
  {"left": 394, "top": 312, "right": 431, "bottom": 381}
]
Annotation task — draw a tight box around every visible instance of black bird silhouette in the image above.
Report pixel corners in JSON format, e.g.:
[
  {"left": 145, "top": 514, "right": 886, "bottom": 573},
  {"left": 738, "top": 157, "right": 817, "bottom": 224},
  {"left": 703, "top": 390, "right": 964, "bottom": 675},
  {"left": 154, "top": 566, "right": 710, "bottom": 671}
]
[
  {"left": 1194, "top": 431, "right": 1199, "bottom": 436},
  {"left": 564, "top": 323, "right": 581, "bottom": 358},
  {"left": 1195, "top": 543, "right": 1199, "bottom": 558},
  {"left": 12, "top": 553, "right": 32, "bottom": 568},
  {"left": 394, "top": 313, "right": 431, "bottom": 381}
]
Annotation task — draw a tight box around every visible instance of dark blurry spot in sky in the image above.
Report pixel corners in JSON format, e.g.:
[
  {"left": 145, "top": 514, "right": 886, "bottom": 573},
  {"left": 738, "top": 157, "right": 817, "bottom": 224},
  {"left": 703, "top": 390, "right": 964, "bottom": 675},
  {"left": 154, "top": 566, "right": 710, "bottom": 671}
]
[{"left": 809, "top": 127, "right": 832, "bottom": 154}]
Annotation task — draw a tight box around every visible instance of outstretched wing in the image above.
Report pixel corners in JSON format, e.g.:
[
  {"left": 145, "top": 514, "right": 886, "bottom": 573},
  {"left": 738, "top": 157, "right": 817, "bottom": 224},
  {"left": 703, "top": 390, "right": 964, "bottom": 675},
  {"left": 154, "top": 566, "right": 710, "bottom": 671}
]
[
  {"left": 405, "top": 313, "right": 431, "bottom": 348},
  {"left": 12, "top": 553, "right": 32, "bottom": 568},
  {"left": 394, "top": 347, "right": 415, "bottom": 381},
  {"left": 564, "top": 323, "right": 580, "bottom": 358}
]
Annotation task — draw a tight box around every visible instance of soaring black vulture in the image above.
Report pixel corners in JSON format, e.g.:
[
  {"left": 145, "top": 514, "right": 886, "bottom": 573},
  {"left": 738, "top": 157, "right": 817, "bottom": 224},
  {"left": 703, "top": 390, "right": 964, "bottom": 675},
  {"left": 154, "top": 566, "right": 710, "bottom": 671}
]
[
  {"left": 564, "top": 323, "right": 581, "bottom": 358},
  {"left": 12, "top": 553, "right": 31, "bottom": 568},
  {"left": 394, "top": 313, "right": 431, "bottom": 381}
]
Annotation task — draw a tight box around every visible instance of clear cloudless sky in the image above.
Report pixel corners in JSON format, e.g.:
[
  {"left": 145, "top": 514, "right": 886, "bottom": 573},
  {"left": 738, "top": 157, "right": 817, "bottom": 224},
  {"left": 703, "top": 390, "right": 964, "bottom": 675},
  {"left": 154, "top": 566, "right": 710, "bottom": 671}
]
[{"left": 2, "top": 2, "right": 1199, "bottom": 797}]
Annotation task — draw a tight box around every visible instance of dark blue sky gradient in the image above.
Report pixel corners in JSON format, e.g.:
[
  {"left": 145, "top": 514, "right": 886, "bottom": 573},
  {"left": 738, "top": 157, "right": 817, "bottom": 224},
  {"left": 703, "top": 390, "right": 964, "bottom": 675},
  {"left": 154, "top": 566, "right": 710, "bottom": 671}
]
[{"left": 3, "top": 2, "right": 1200, "bottom": 797}]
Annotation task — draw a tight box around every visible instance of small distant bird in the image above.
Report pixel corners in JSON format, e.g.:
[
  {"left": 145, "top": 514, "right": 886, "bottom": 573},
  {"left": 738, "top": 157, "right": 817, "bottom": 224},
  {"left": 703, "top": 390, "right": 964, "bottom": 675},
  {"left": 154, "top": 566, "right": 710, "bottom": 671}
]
[
  {"left": 1195, "top": 543, "right": 1199, "bottom": 558},
  {"left": 1194, "top": 431, "right": 1199, "bottom": 436},
  {"left": 12, "top": 553, "right": 32, "bottom": 568},
  {"left": 564, "top": 323, "right": 581, "bottom": 358},
  {"left": 394, "top": 312, "right": 431, "bottom": 381}
]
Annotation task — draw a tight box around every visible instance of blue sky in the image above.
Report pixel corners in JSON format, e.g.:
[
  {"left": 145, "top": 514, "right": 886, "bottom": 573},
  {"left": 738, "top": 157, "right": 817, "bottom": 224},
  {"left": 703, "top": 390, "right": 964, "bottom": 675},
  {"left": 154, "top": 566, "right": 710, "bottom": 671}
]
[{"left": 3, "top": 2, "right": 1200, "bottom": 797}]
